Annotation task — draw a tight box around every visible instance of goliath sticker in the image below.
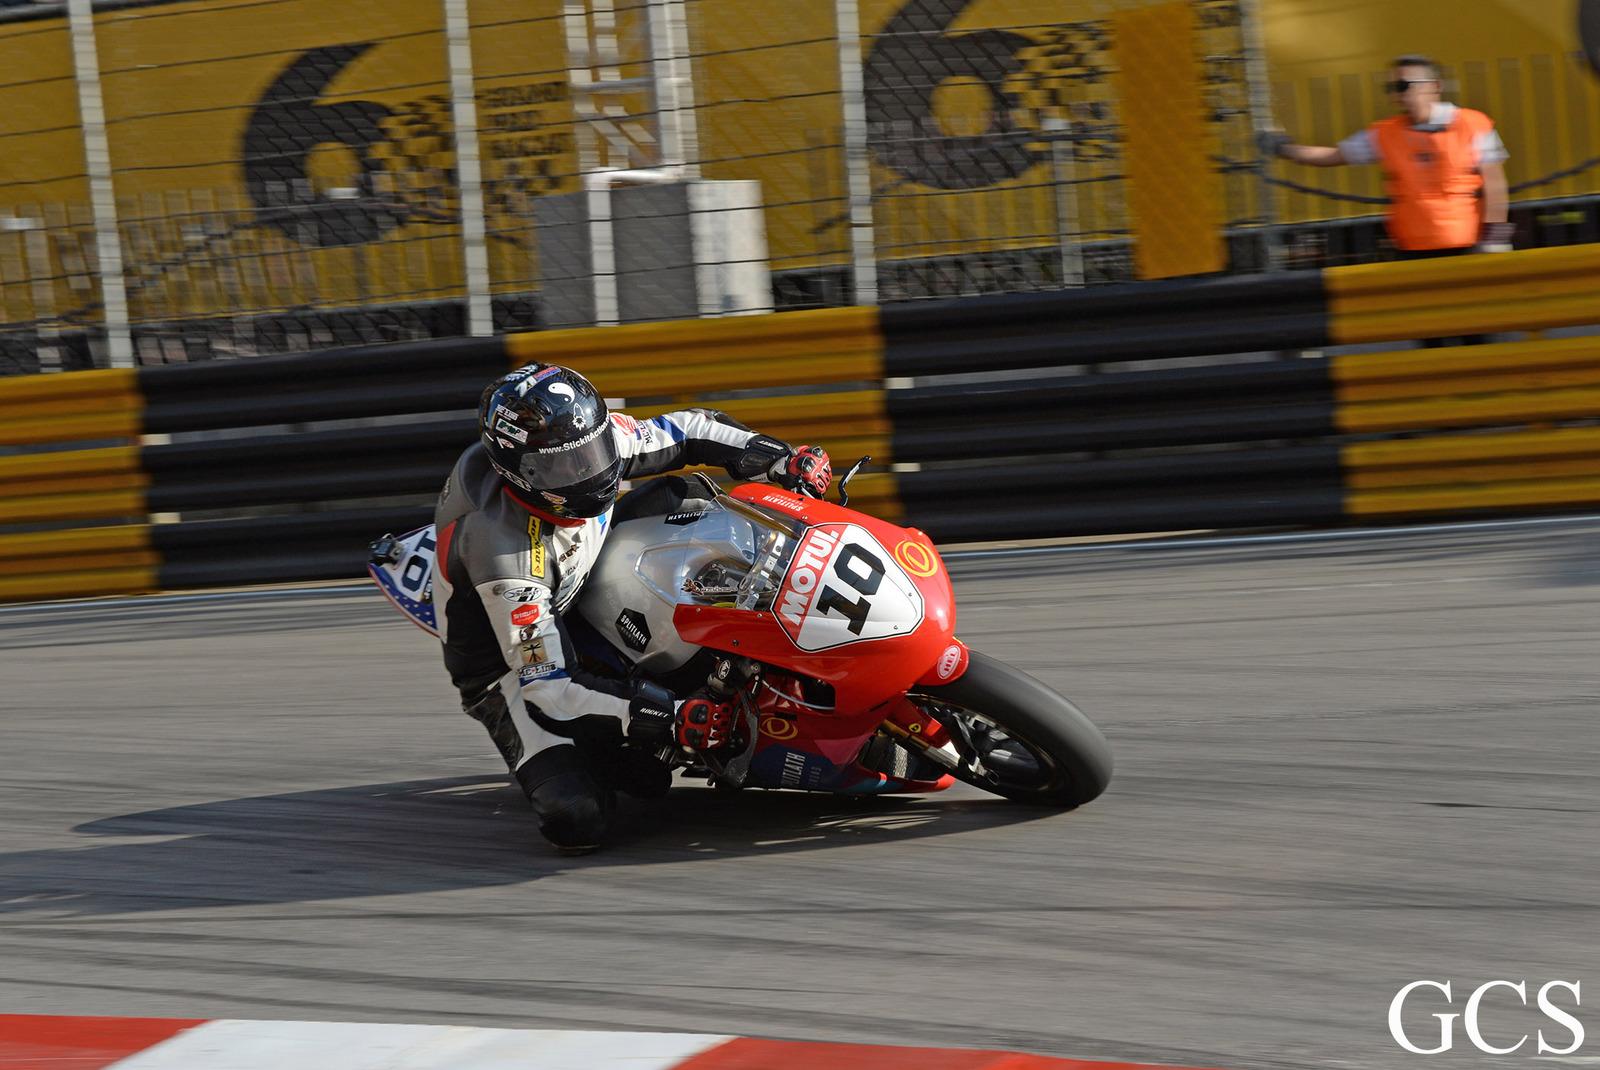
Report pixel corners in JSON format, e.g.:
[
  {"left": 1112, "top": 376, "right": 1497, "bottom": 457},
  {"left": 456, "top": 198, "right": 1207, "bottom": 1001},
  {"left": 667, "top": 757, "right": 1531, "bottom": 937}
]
[
  {"left": 615, "top": 608, "right": 651, "bottom": 652},
  {"left": 759, "top": 490, "right": 803, "bottom": 512},
  {"left": 776, "top": 747, "right": 827, "bottom": 789},
  {"left": 527, "top": 517, "right": 546, "bottom": 578}
]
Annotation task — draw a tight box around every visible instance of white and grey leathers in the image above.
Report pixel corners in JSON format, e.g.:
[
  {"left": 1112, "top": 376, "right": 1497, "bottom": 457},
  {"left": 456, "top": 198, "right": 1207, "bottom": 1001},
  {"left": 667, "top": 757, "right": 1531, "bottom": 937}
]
[{"left": 432, "top": 407, "right": 791, "bottom": 777}]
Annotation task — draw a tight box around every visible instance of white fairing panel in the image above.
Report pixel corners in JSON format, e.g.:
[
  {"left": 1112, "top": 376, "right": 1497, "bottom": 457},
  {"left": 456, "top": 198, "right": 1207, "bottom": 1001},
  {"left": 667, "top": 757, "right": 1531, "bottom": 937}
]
[
  {"left": 368, "top": 524, "right": 440, "bottom": 637},
  {"left": 773, "top": 523, "right": 924, "bottom": 652}
]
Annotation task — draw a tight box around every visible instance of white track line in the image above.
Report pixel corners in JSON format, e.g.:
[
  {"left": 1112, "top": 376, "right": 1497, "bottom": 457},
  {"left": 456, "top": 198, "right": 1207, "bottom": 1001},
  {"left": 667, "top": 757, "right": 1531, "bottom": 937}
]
[{"left": 110, "top": 1020, "right": 732, "bottom": 1070}]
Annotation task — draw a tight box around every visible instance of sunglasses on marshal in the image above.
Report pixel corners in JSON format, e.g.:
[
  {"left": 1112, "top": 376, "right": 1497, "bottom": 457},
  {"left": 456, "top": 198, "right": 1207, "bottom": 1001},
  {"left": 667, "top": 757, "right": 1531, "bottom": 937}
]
[{"left": 1387, "top": 77, "right": 1438, "bottom": 94}]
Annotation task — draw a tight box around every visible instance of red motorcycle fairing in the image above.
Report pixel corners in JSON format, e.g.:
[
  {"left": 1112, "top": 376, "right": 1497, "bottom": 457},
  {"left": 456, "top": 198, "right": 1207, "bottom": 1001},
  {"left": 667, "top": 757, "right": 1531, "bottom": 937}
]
[
  {"left": 673, "top": 484, "right": 958, "bottom": 712},
  {"left": 671, "top": 485, "right": 964, "bottom": 794},
  {"left": 745, "top": 673, "right": 954, "bottom": 795}
]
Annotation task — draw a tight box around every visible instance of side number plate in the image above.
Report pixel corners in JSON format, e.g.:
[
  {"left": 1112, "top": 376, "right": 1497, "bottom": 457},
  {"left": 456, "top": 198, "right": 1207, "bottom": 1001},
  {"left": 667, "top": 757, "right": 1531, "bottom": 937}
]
[{"left": 368, "top": 524, "right": 439, "bottom": 636}]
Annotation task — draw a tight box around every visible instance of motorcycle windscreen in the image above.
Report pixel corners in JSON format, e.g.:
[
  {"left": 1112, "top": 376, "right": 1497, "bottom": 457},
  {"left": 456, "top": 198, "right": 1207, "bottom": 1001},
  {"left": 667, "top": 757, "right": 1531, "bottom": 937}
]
[
  {"left": 368, "top": 524, "right": 440, "bottom": 636},
  {"left": 635, "top": 498, "right": 805, "bottom": 612}
]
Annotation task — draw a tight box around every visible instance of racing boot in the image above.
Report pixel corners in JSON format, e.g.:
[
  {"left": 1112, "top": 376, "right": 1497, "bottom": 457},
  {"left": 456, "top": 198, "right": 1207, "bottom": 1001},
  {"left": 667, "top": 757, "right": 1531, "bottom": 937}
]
[{"left": 515, "top": 744, "right": 615, "bottom": 854}]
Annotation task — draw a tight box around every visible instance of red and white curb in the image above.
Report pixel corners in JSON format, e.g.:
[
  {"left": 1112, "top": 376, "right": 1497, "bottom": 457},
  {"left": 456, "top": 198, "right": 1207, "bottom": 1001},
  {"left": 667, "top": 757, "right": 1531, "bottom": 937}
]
[{"left": 0, "top": 1015, "right": 1232, "bottom": 1070}]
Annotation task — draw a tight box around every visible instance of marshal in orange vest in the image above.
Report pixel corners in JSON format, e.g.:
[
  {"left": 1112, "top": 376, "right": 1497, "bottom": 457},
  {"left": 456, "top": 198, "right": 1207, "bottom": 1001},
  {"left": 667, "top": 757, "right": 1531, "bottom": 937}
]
[{"left": 1370, "top": 108, "right": 1497, "bottom": 251}]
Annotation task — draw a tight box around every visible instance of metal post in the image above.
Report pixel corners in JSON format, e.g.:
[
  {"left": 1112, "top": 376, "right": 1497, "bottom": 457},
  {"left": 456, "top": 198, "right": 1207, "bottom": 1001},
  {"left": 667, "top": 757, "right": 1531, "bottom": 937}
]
[
  {"left": 66, "top": 0, "right": 132, "bottom": 368},
  {"left": 835, "top": 0, "right": 877, "bottom": 305},
  {"left": 1238, "top": 0, "right": 1283, "bottom": 271},
  {"left": 1045, "top": 117, "right": 1085, "bottom": 288},
  {"left": 648, "top": 0, "right": 700, "bottom": 175},
  {"left": 444, "top": 0, "right": 493, "bottom": 336},
  {"left": 587, "top": 185, "right": 619, "bottom": 326}
]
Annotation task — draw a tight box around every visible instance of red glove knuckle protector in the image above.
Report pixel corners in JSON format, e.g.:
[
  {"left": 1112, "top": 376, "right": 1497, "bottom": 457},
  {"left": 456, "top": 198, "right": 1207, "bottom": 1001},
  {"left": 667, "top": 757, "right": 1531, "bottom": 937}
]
[
  {"left": 677, "top": 695, "right": 735, "bottom": 750},
  {"left": 789, "top": 445, "right": 832, "bottom": 498}
]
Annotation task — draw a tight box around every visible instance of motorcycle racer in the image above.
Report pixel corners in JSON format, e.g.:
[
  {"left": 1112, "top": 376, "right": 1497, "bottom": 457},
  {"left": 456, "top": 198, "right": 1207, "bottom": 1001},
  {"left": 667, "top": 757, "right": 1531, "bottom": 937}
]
[{"left": 433, "top": 363, "right": 831, "bottom": 852}]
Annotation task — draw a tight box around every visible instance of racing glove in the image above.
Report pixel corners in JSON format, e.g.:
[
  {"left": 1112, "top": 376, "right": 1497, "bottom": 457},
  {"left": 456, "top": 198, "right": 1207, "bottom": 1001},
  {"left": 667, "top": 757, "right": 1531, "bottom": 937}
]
[
  {"left": 627, "top": 681, "right": 736, "bottom": 751},
  {"left": 627, "top": 680, "right": 678, "bottom": 748},
  {"left": 677, "top": 690, "right": 736, "bottom": 750},
  {"left": 771, "top": 445, "right": 832, "bottom": 499},
  {"left": 1476, "top": 221, "right": 1515, "bottom": 253}
]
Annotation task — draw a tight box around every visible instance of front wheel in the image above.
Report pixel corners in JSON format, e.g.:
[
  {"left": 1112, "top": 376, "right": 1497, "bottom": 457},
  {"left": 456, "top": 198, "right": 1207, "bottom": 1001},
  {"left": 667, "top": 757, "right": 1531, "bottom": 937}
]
[{"left": 908, "top": 650, "right": 1112, "bottom": 808}]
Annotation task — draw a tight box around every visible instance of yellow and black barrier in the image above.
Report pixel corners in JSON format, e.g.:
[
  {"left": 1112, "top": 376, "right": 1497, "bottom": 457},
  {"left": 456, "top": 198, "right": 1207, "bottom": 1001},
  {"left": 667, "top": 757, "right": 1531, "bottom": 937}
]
[
  {"left": 1332, "top": 335, "right": 1600, "bottom": 518},
  {"left": 1326, "top": 245, "right": 1600, "bottom": 345},
  {"left": 1, "top": 245, "right": 1598, "bottom": 602}
]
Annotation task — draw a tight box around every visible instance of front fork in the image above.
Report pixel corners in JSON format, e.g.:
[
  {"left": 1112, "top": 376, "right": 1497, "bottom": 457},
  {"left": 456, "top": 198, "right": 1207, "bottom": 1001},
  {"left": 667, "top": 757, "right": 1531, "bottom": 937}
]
[
  {"left": 877, "top": 698, "right": 954, "bottom": 766},
  {"left": 879, "top": 696, "right": 990, "bottom": 781}
]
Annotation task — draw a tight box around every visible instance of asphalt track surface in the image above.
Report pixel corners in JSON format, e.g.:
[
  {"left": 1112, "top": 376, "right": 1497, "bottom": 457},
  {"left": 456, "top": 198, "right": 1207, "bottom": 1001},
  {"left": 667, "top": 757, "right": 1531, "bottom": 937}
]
[{"left": 2, "top": 517, "right": 1598, "bottom": 1070}]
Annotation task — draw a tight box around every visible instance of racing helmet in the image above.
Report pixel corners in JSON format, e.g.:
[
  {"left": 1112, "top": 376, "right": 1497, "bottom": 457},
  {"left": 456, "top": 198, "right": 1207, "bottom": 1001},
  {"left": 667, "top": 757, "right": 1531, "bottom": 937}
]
[{"left": 479, "top": 364, "right": 621, "bottom": 519}]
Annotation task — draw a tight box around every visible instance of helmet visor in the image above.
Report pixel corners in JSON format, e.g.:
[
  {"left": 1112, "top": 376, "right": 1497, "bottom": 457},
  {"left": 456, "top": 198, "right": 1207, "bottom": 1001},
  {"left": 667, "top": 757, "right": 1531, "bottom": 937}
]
[{"left": 516, "top": 422, "right": 619, "bottom": 491}]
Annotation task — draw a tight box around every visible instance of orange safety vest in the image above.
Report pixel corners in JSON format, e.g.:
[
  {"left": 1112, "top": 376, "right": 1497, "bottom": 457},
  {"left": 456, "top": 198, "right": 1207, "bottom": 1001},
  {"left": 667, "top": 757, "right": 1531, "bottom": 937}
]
[{"left": 1370, "top": 108, "right": 1495, "bottom": 250}]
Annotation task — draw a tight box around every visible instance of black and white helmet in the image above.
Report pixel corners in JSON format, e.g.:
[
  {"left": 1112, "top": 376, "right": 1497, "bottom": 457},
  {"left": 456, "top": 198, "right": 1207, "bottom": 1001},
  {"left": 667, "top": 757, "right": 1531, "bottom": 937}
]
[{"left": 479, "top": 364, "right": 621, "bottom": 519}]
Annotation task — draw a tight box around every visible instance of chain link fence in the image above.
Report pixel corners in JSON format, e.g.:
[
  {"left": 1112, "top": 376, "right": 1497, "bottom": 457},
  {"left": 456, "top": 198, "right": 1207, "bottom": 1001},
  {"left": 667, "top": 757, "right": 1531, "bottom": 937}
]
[{"left": 3, "top": 0, "right": 1599, "bottom": 373}]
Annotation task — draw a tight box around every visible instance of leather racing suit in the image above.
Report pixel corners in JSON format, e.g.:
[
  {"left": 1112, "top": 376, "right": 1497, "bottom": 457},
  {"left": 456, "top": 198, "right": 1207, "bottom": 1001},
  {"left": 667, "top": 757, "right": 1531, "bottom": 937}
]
[{"left": 431, "top": 407, "right": 792, "bottom": 800}]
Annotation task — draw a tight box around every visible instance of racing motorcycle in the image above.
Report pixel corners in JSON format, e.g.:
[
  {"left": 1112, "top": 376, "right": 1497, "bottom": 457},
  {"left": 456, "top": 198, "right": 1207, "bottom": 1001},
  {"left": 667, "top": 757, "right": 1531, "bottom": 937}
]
[{"left": 369, "top": 466, "right": 1112, "bottom": 809}]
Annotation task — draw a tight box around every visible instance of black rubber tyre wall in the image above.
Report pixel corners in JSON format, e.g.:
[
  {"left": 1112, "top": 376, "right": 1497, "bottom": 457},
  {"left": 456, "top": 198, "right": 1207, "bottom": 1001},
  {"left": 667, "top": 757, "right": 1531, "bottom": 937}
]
[{"left": 913, "top": 650, "right": 1113, "bottom": 808}]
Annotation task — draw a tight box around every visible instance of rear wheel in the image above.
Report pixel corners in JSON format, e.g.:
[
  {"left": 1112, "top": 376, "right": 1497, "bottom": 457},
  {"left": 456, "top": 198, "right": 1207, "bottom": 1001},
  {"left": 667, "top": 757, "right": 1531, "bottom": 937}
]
[{"left": 908, "top": 650, "right": 1112, "bottom": 808}]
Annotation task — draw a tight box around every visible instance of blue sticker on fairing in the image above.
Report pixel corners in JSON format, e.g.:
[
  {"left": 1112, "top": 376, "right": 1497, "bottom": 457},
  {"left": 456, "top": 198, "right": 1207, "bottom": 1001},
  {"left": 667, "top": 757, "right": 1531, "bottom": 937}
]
[{"left": 747, "top": 745, "right": 840, "bottom": 791}]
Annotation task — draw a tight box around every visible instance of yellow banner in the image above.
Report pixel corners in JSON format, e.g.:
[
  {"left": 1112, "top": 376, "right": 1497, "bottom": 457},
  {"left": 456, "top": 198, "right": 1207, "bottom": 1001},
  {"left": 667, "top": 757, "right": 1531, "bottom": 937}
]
[
  {"left": 91, "top": 0, "right": 460, "bottom": 322},
  {"left": 7, "top": 0, "right": 1594, "bottom": 329},
  {"left": 0, "top": 12, "right": 91, "bottom": 328},
  {"left": 0, "top": 13, "right": 86, "bottom": 207},
  {"left": 694, "top": 0, "right": 1136, "bottom": 272}
]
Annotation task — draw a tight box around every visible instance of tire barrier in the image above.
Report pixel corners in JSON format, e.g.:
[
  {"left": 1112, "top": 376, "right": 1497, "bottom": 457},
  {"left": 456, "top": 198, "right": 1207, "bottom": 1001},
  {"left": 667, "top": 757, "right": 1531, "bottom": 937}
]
[
  {"left": 879, "top": 272, "right": 1330, "bottom": 374},
  {"left": 1, "top": 246, "right": 1597, "bottom": 603}
]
